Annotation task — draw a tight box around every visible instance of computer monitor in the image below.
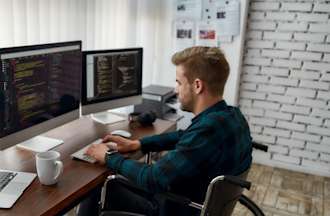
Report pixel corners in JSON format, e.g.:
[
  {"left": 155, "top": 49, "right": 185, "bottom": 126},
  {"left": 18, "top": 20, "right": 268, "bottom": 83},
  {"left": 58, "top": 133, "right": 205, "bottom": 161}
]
[
  {"left": 0, "top": 41, "right": 82, "bottom": 150},
  {"left": 81, "top": 48, "right": 143, "bottom": 121}
]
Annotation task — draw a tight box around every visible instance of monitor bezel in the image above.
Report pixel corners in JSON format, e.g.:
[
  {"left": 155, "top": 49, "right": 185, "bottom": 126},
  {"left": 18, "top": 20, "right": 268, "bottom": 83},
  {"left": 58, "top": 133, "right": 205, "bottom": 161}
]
[
  {"left": 0, "top": 41, "right": 82, "bottom": 56},
  {"left": 81, "top": 48, "right": 143, "bottom": 115},
  {"left": 0, "top": 41, "right": 82, "bottom": 150}
]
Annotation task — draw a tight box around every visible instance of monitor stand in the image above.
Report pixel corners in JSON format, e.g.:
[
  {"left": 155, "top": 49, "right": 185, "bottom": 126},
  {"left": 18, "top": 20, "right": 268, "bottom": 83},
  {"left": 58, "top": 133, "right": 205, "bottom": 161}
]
[
  {"left": 16, "top": 136, "right": 63, "bottom": 152},
  {"left": 91, "top": 111, "right": 126, "bottom": 125}
]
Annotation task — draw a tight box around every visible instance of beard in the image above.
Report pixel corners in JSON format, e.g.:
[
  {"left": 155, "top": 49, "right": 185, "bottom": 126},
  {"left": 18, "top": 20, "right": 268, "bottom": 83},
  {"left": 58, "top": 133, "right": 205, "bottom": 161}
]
[
  {"left": 179, "top": 96, "right": 194, "bottom": 112},
  {"left": 178, "top": 85, "right": 195, "bottom": 112},
  {"left": 179, "top": 103, "right": 191, "bottom": 112}
]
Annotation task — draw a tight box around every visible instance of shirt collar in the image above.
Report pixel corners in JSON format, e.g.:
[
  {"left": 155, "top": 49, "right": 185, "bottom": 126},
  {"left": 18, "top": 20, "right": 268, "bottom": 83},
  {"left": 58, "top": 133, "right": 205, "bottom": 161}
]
[{"left": 191, "top": 100, "right": 228, "bottom": 123}]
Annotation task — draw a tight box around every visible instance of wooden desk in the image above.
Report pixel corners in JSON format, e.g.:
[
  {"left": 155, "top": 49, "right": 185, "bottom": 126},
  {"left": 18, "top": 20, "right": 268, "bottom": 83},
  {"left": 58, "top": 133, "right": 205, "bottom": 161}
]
[{"left": 0, "top": 117, "right": 176, "bottom": 216}]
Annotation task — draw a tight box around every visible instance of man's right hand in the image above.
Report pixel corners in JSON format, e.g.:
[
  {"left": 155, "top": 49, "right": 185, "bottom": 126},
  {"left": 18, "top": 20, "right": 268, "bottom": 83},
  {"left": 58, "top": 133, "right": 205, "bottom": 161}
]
[{"left": 102, "top": 135, "right": 141, "bottom": 153}]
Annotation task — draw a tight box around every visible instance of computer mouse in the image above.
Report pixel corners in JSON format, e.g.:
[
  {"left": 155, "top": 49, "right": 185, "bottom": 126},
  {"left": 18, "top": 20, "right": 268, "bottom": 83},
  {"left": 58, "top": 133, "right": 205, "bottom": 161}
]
[{"left": 111, "top": 130, "right": 132, "bottom": 138}]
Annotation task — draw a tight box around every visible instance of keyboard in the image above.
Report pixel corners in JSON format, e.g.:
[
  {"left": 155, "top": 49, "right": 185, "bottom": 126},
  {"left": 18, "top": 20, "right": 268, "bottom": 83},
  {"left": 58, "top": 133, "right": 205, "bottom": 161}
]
[
  {"left": 71, "top": 139, "right": 117, "bottom": 163},
  {"left": 0, "top": 171, "right": 17, "bottom": 192},
  {"left": 71, "top": 139, "right": 103, "bottom": 163}
]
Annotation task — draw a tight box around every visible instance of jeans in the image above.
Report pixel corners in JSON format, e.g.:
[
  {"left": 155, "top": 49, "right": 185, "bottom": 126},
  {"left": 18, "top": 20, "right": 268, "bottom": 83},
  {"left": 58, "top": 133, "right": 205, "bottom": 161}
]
[
  {"left": 77, "top": 178, "right": 199, "bottom": 216},
  {"left": 77, "top": 179, "right": 158, "bottom": 216}
]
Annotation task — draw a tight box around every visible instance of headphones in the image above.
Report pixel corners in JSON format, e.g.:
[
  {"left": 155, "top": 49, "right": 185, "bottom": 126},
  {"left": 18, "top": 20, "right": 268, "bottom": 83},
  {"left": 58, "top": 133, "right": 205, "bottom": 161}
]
[{"left": 129, "top": 111, "right": 157, "bottom": 126}]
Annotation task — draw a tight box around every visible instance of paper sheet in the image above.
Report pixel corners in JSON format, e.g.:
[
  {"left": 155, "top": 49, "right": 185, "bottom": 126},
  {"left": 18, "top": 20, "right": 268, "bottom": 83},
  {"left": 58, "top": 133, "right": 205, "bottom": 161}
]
[
  {"left": 202, "top": 0, "right": 240, "bottom": 36},
  {"left": 215, "top": 0, "right": 240, "bottom": 36},
  {"left": 176, "top": 0, "right": 202, "bottom": 20},
  {"left": 173, "top": 19, "right": 195, "bottom": 51},
  {"left": 196, "top": 20, "right": 217, "bottom": 46}
]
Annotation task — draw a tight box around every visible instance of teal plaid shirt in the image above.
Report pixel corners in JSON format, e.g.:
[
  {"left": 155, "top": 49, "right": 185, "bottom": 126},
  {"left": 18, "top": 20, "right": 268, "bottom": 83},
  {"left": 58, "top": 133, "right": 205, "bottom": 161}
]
[{"left": 105, "top": 100, "right": 252, "bottom": 202}]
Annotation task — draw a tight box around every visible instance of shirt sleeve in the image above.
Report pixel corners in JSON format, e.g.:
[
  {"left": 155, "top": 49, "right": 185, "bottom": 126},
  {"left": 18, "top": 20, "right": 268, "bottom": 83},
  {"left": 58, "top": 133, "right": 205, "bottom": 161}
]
[
  {"left": 140, "top": 130, "right": 184, "bottom": 153},
  {"left": 106, "top": 126, "right": 216, "bottom": 193}
]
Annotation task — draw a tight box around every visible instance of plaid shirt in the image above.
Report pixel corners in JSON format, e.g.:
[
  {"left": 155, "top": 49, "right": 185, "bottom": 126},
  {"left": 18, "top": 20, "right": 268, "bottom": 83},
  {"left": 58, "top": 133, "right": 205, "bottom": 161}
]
[{"left": 105, "top": 100, "right": 252, "bottom": 202}]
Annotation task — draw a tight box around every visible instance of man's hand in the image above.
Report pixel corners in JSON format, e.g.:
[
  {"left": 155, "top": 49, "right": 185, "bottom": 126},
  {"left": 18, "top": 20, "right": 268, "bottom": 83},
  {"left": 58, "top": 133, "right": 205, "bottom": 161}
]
[
  {"left": 102, "top": 135, "right": 141, "bottom": 153},
  {"left": 85, "top": 143, "right": 109, "bottom": 164}
]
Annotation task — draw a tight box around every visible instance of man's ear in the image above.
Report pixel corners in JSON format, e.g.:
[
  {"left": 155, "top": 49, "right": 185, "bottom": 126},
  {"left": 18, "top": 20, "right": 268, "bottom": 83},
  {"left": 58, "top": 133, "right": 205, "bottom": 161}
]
[{"left": 193, "top": 78, "right": 203, "bottom": 94}]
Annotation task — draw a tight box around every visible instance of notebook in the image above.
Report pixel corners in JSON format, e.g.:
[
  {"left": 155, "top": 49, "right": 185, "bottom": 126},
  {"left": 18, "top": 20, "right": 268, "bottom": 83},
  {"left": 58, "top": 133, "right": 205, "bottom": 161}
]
[{"left": 0, "top": 169, "right": 36, "bottom": 208}]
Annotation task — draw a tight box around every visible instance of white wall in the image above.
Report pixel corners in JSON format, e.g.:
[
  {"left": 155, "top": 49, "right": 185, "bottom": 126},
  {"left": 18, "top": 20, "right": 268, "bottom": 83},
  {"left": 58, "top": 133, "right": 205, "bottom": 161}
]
[
  {"left": 239, "top": 0, "right": 330, "bottom": 177},
  {"left": 153, "top": 1, "right": 250, "bottom": 106},
  {"left": 221, "top": 0, "right": 250, "bottom": 106},
  {"left": 148, "top": 0, "right": 250, "bottom": 129}
]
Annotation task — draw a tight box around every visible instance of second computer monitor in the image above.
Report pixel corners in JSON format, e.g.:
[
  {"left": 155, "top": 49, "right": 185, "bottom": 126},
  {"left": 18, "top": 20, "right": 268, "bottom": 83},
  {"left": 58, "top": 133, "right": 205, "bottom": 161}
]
[{"left": 81, "top": 48, "right": 143, "bottom": 115}]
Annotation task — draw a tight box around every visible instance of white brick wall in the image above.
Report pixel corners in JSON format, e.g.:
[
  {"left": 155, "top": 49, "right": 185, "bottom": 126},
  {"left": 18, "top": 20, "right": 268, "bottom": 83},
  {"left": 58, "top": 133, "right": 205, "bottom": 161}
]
[
  {"left": 296, "top": 98, "right": 326, "bottom": 109},
  {"left": 239, "top": 0, "right": 330, "bottom": 177},
  {"left": 317, "top": 91, "right": 330, "bottom": 100},
  {"left": 276, "top": 41, "right": 305, "bottom": 51},
  {"left": 258, "top": 84, "right": 285, "bottom": 94},
  {"left": 267, "top": 94, "right": 295, "bottom": 104},
  {"left": 263, "top": 32, "right": 292, "bottom": 40},
  {"left": 281, "top": 2, "right": 312, "bottom": 12},
  {"left": 299, "top": 80, "right": 329, "bottom": 90},
  {"left": 303, "top": 62, "right": 330, "bottom": 71},
  {"left": 243, "top": 66, "right": 259, "bottom": 74},
  {"left": 252, "top": 133, "right": 276, "bottom": 144},
  {"left": 271, "top": 77, "right": 298, "bottom": 86},
  {"left": 291, "top": 51, "right": 322, "bottom": 61},
  {"left": 273, "top": 154, "right": 300, "bottom": 165},
  {"left": 253, "top": 100, "right": 281, "bottom": 110},
  {"left": 307, "top": 44, "right": 330, "bottom": 53},
  {"left": 281, "top": 104, "right": 310, "bottom": 115},
  {"left": 286, "top": 87, "right": 316, "bottom": 98},
  {"left": 246, "top": 49, "right": 261, "bottom": 57},
  {"left": 320, "top": 153, "right": 330, "bottom": 163},
  {"left": 250, "top": 117, "right": 276, "bottom": 127},
  {"left": 241, "top": 83, "right": 257, "bottom": 91},
  {"left": 266, "top": 12, "right": 295, "bottom": 21},
  {"left": 262, "top": 49, "right": 290, "bottom": 58},
  {"left": 290, "top": 70, "right": 320, "bottom": 80},
  {"left": 251, "top": 2, "right": 280, "bottom": 11},
  {"left": 296, "top": 13, "right": 328, "bottom": 22},
  {"left": 247, "top": 40, "right": 274, "bottom": 49},
  {"left": 249, "top": 21, "right": 276, "bottom": 30},
  {"left": 244, "top": 57, "right": 271, "bottom": 66},
  {"left": 278, "top": 23, "right": 308, "bottom": 32},
  {"left": 309, "top": 24, "right": 330, "bottom": 33},
  {"left": 277, "top": 120, "right": 305, "bottom": 132},
  {"left": 269, "top": 145, "right": 289, "bottom": 154},
  {"left": 247, "top": 31, "right": 262, "bottom": 39},
  {"left": 277, "top": 137, "right": 305, "bottom": 148},
  {"left": 265, "top": 110, "right": 293, "bottom": 121},
  {"left": 262, "top": 67, "right": 289, "bottom": 76},
  {"left": 293, "top": 114, "right": 323, "bottom": 126},
  {"left": 273, "top": 59, "right": 301, "bottom": 68},
  {"left": 294, "top": 33, "right": 325, "bottom": 42},
  {"left": 290, "top": 149, "right": 318, "bottom": 160},
  {"left": 314, "top": 3, "right": 330, "bottom": 13}
]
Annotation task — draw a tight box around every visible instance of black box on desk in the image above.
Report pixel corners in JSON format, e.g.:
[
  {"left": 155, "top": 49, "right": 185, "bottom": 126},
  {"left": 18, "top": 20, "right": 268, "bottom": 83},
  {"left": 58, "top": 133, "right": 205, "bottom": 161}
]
[{"left": 134, "top": 85, "right": 177, "bottom": 119}]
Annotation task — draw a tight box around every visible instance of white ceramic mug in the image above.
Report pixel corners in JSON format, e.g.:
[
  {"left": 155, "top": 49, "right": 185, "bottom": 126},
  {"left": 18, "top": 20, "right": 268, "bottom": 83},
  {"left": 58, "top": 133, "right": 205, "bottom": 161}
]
[{"left": 36, "top": 151, "right": 63, "bottom": 185}]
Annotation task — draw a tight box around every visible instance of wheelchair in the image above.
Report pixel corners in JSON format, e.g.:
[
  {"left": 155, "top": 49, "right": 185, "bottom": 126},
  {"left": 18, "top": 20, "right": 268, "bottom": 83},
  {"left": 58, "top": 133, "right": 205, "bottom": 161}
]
[{"left": 99, "top": 141, "right": 267, "bottom": 216}]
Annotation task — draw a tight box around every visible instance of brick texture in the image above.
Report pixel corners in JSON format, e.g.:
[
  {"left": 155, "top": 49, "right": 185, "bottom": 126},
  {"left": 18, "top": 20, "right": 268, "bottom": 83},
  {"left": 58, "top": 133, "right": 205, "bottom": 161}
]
[{"left": 239, "top": 0, "right": 330, "bottom": 176}]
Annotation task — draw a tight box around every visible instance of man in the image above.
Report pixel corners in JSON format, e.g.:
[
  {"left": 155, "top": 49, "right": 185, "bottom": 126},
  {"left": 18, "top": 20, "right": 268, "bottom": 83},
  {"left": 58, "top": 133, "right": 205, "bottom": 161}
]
[{"left": 82, "top": 46, "right": 252, "bottom": 215}]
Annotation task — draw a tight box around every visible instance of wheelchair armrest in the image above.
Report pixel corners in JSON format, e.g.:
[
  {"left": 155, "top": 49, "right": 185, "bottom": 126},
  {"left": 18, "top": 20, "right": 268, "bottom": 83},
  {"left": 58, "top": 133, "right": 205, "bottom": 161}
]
[
  {"left": 252, "top": 141, "right": 268, "bottom": 152},
  {"left": 224, "top": 176, "right": 251, "bottom": 190}
]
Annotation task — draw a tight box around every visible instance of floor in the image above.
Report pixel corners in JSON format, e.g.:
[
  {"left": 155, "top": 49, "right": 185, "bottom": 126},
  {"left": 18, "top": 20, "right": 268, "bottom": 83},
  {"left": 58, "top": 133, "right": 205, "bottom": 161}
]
[{"left": 233, "top": 163, "right": 330, "bottom": 216}]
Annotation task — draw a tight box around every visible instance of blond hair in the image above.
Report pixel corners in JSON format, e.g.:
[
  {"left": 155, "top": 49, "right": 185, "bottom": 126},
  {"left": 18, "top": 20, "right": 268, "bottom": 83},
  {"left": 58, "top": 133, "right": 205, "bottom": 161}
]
[{"left": 172, "top": 46, "right": 229, "bottom": 96}]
